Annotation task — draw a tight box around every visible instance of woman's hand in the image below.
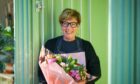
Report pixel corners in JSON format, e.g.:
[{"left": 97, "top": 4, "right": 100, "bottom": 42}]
[
  {"left": 39, "top": 46, "right": 46, "bottom": 63},
  {"left": 86, "top": 73, "right": 97, "bottom": 82}
]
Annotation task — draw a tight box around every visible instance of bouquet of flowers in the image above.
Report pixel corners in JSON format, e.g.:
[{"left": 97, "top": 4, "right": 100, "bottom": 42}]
[
  {"left": 39, "top": 48, "right": 86, "bottom": 84},
  {"left": 54, "top": 54, "right": 86, "bottom": 81}
]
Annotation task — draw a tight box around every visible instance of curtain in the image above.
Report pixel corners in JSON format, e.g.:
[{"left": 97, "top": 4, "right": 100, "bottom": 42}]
[{"left": 110, "top": 0, "right": 140, "bottom": 84}]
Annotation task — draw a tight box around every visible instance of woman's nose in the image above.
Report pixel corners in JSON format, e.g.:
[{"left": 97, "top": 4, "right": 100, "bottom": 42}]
[{"left": 66, "top": 24, "right": 72, "bottom": 29}]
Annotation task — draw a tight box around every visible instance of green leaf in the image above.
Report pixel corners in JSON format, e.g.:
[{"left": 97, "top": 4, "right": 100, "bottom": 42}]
[
  {"left": 56, "top": 55, "right": 62, "bottom": 63},
  {"left": 3, "top": 45, "right": 13, "bottom": 51},
  {"left": 67, "top": 55, "right": 72, "bottom": 62}
]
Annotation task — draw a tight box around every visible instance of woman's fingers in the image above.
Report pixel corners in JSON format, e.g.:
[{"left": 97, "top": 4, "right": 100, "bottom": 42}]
[{"left": 39, "top": 47, "right": 46, "bottom": 63}]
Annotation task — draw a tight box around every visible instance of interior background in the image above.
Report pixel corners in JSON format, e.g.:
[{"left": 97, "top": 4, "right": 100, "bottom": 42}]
[{"left": 14, "top": 0, "right": 140, "bottom": 84}]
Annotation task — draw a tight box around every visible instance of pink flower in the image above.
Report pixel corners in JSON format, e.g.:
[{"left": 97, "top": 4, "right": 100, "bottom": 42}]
[
  {"left": 75, "top": 73, "right": 81, "bottom": 81},
  {"left": 69, "top": 70, "right": 76, "bottom": 77},
  {"left": 69, "top": 70, "right": 81, "bottom": 81}
]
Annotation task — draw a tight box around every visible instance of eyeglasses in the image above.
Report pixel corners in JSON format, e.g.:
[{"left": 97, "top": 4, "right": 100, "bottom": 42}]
[{"left": 62, "top": 22, "right": 78, "bottom": 28}]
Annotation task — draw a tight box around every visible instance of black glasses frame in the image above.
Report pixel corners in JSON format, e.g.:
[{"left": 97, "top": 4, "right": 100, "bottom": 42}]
[{"left": 62, "top": 22, "right": 78, "bottom": 28}]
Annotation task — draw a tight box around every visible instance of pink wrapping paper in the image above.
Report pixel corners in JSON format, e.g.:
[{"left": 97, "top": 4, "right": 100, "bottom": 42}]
[
  {"left": 38, "top": 47, "right": 86, "bottom": 84},
  {"left": 39, "top": 60, "right": 78, "bottom": 84}
]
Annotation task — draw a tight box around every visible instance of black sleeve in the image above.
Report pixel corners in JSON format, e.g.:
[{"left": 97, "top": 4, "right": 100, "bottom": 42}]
[
  {"left": 85, "top": 41, "right": 101, "bottom": 80},
  {"left": 44, "top": 38, "right": 58, "bottom": 52},
  {"left": 38, "top": 50, "right": 47, "bottom": 83},
  {"left": 45, "top": 40, "right": 54, "bottom": 51},
  {"left": 38, "top": 65, "right": 46, "bottom": 83}
]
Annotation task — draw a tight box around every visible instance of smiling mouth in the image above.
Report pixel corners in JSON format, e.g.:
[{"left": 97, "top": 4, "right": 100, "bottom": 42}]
[
  {"left": 66, "top": 32, "right": 72, "bottom": 34},
  {"left": 65, "top": 31, "right": 73, "bottom": 34}
]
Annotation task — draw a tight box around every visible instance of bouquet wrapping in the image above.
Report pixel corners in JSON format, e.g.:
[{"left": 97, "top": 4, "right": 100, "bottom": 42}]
[{"left": 39, "top": 48, "right": 86, "bottom": 84}]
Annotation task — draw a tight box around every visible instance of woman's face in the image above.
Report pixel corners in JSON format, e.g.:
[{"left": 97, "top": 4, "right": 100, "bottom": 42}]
[{"left": 61, "top": 18, "right": 79, "bottom": 41}]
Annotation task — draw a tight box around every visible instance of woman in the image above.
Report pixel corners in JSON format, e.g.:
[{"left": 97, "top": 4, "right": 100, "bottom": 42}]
[{"left": 39, "top": 8, "right": 101, "bottom": 84}]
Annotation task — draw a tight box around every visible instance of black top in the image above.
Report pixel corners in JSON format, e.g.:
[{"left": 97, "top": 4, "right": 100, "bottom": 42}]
[
  {"left": 56, "top": 38, "right": 80, "bottom": 53},
  {"left": 38, "top": 36, "right": 101, "bottom": 84}
]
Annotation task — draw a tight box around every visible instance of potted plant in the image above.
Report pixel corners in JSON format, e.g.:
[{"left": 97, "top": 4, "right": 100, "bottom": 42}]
[{"left": 0, "top": 25, "right": 14, "bottom": 73}]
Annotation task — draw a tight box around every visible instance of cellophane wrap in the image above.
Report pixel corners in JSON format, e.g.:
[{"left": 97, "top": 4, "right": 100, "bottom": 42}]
[
  {"left": 39, "top": 47, "right": 86, "bottom": 84},
  {"left": 39, "top": 60, "right": 78, "bottom": 84}
]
